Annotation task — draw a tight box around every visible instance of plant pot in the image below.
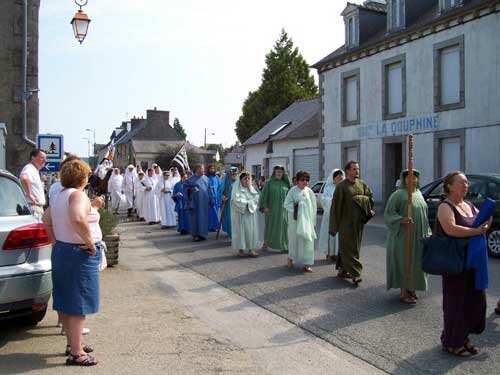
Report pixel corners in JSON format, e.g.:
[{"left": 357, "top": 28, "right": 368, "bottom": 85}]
[{"left": 103, "top": 234, "right": 120, "bottom": 266}]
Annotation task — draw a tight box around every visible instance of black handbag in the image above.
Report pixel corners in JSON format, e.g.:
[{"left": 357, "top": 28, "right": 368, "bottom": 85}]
[{"left": 421, "top": 219, "right": 469, "bottom": 275}]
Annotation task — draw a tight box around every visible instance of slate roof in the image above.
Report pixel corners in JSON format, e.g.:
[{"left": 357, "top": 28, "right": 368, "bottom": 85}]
[
  {"left": 243, "top": 98, "right": 320, "bottom": 146},
  {"left": 312, "top": 0, "right": 493, "bottom": 70},
  {"left": 131, "top": 140, "right": 212, "bottom": 155}
]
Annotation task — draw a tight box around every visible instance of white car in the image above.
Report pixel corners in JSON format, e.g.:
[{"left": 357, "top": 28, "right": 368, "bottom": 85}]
[
  {"left": 310, "top": 181, "right": 326, "bottom": 211},
  {"left": 0, "top": 169, "right": 52, "bottom": 325}
]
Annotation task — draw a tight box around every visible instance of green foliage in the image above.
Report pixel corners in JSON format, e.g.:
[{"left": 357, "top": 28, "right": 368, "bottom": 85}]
[
  {"left": 99, "top": 208, "right": 119, "bottom": 236},
  {"left": 155, "top": 144, "right": 200, "bottom": 173},
  {"left": 235, "top": 29, "right": 318, "bottom": 143},
  {"left": 173, "top": 118, "right": 187, "bottom": 140}
]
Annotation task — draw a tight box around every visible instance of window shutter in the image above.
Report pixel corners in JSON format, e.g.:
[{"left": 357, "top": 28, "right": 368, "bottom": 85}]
[{"left": 440, "top": 45, "right": 460, "bottom": 105}]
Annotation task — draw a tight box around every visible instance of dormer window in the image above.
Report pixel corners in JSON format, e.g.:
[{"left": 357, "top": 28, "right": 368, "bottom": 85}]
[
  {"left": 388, "top": 0, "right": 405, "bottom": 31},
  {"left": 346, "top": 14, "right": 358, "bottom": 48},
  {"left": 440, "top": 0, "right": 463, "bottom": 12}
]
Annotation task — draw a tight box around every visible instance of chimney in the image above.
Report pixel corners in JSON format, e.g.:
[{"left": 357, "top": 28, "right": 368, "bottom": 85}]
[{"left": 147, "top": 109, "right": 170, "bottom": 127}]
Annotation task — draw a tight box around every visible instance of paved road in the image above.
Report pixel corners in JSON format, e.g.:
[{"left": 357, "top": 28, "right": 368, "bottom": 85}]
[{"left": 121, "top": 213, "right": 500, "bottom": 375}]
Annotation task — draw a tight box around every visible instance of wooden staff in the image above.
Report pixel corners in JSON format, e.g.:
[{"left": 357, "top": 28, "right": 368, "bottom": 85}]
[
  {"left": 216, "top": 174, "right": 232, "bottom": 240},
  {"left": 405, "top": 134, "right": 414, "bottom": 291}
]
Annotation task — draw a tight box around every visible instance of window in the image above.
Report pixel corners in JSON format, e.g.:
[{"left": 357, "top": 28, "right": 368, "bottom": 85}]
[
  {"left": 487, "top": 180, "right": 500, "bottom": 200},
  {"left": 311, "top": 182, "right": 324, "bottom": 194},
  {"left": 441, "top": 0, "right": 463, "bottom": 12},
  {"left": 434, "top": 36, "right": 465, "bottom": 111},
  {"left": 382, "top": 55, "right": 406, "bottom": 119},
  {"left": 467, "top": 178, "right": 487, "bottom": 199},
  {"left": 341, "top": 69, "right": 360, "bottom": 126},
  {"left": 266, "top": 141, "right": 273, "bottom": 154},
  {"left": 434, "top": 129, "right": 465, "bottom": 178},
  {"left": 391, "top": 0, "right": 402, "bottom": 29},
  {"left": 341, "top": 141, "right": 360, "bottom": 169},
  {"left": 346, "top": 15, "right": 358, "bottom": 48},
  {"left": 0, "top": 177, "right": 31, "bottom": 216},
  {"left": 252, "top": 165, "right": 262, "bottom": 180}
]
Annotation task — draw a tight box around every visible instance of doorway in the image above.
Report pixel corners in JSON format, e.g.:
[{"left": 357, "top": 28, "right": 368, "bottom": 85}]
[{"left": 383, "top": 138, "right": 405, "bottom": 203}]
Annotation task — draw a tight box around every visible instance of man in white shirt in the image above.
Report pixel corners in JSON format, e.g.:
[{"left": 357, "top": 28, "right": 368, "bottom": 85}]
[{"left": 19, "top": 149, "right": 47, "bottom": 218}]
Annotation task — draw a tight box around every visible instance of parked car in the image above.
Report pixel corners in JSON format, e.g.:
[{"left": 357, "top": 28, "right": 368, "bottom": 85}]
[
  {"left": 0, "top": 169, "right": 52, "bottom": 325},
  {"left": 420, "top": 173, "right": 500, "bottom": 258},
  {"left": 311, "top": 181, "right": 326, "bottom": 211}
]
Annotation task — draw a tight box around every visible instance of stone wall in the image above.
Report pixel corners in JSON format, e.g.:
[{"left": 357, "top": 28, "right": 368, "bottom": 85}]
[{"left": 0, "top": 0, "right": 40, "bottom": 174}]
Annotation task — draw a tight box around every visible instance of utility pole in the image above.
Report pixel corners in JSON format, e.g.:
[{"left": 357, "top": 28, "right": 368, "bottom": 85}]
[{"left": 204, "top": 128, "right": 215, "bottom": 149}]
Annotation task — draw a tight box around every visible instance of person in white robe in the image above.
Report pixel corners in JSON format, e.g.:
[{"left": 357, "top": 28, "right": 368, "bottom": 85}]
[
  {"left": 318, "top": 169, "right": 345, "bottom": 261},
  {"left": 122, "top": 164, "right": 137, "bottom": 217},
  {"left": 108, "top": 168, "right": 124, "bottom": 214},
  {"left": 152, "top": 163, "right": 162, "bottom": 219},
  {"left": 155, "top": 170, "right": 177, "bottom": 228},
  {"left": 96, "top": 158, "right": 113, "bottom": 180},
  {"left": 230, "top": 171, "right": 260, "bottom": 257},
  {"left": 134, "top": 171, "right": 146, "bottom": 220},
  {"left": 169, "top": 167, "right": 181, "bottom": 186},
  {"left": 284, "top": 170, "right": 317, "bottom": 272},
  {"left": 143, "top": 168, "right": 160, "bottom": 224}
]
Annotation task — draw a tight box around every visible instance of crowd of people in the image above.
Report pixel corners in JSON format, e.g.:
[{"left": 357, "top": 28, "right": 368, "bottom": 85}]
[{"left": 16, "top": 148, "right": 497, "bottom": 365}]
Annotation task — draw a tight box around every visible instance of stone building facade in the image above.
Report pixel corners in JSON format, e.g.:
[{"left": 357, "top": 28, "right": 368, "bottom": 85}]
[
  {"left": 313, "top": 0, "right": 500, "bottom": 203},
  {"left": 0, "top": 0, "right": 40, "bottom": 174}
]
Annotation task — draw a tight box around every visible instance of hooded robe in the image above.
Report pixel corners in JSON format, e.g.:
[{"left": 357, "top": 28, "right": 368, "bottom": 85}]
[
  {"left": 185, "top": 173, "right": 212, "bottom": 239},
  {"left": 122, "top": 165, "right": 137, "bottom": 209},
  {"left": 207, "top": 171, "right": 221, "bottom": 231},
  {"left": 134, "top": 175, "right": 146, "bottom": 219},
  {"left": 384, "top": 169, "right": 431, "bottom": 291},
  {"left": 155, "top": 176, "right": 177, "bottom": 227},
  {"left": 259, "top": 166, "right": 290, "bottom": 252},
  {"left": 284, "top": 185, "right": 317, "bottom": 266},
  {"left": 173, "top": 179, "right": 190, "bottom": 234},
  {"left": 231, "top": 173, "right": 261, "bottom": 250},
  {"left": 143, "top": 175, "right": 160, "bottom": 223},
  {"left": 318, "top": 169, "right": 344, "bottom": 257},
  {"left": 217, "top": 168, "right": 238, "bottom": 238}
]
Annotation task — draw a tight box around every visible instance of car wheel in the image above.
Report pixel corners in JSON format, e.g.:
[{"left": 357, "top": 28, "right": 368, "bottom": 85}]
[
  {"left": 487, "top": 226, "right": 500, "bottom": 258},
  {"left": 17, "top": 307, "right": 48, "bottom": 326}
]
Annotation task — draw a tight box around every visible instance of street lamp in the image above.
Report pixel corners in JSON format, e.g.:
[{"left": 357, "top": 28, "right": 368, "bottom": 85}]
[
  {"left": 71, "top": 0, "right": 91, "bottom": 44},
  {"left": 82, "top": 137, "right": 91, "bottom": 159},
  {"left": 85, "top": 128, "right": 96, "bottom": 166},
  {"left": 204, "top": 128, "right": 215, "bottom": 149}
]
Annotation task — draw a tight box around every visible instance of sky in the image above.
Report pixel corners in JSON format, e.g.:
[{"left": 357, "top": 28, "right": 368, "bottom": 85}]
[{"left": 38, "top": 0, "right": 360, "bottom": 157}]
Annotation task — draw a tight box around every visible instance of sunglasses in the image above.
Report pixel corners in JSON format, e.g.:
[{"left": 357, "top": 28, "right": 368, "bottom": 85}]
[{"left": 299, "top": 178, "right": 310, "bottom": 182}]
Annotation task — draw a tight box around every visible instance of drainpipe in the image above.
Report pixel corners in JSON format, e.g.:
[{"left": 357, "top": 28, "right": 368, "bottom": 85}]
[{"left": 22, "top": 0, "right": 36, "bottom": 147}]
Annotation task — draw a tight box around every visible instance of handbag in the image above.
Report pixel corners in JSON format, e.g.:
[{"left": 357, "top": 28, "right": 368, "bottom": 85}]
[{"left": 421, "top": 218, "right": 469, "bottom": 275}]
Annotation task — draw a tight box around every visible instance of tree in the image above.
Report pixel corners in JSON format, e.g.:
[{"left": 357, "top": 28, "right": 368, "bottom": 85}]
[
  {"left": 235, "top": 29, "right": 318, "bottom": 143},
  {"left": 173, "top": 118, "right": 187, "bottom": 140}
]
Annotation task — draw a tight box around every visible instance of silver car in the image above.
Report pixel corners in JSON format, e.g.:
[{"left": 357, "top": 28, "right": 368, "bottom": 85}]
[{"left": 0, "top": 169, "right": 52, "bottom": 325}]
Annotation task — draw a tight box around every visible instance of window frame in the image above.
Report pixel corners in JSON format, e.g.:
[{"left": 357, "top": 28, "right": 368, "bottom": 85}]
[
  {"left": 382, "top": 54, "right": 406, "bottom": 120},
  {"left": 440, "top": 0, "right": 463, "bottom": 13},
  {"left": 341, "top": 141, "right": 360, "bottom": 169},
  {"left": 341, "top": 68, "right": 361, "bottom": 127},
  {"left": 388, "top": 0, "right": 405, "bottom": 31},
  {"left": 434, "top": 35, "right": 465, "bottom": 112},
  {"left": 433, "top": 129, "right": 465, "bottom": 179}
]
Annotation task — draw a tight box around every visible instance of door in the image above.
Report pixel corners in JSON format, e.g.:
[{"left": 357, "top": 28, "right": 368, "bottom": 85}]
[
  {"left": 384, "top": 142, "right": 403, "bottom": 202},
  {"left": 293, "top": 148, "right": 320, "bottom": 185}
]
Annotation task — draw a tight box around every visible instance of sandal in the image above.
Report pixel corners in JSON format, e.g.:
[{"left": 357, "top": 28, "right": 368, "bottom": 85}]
[
  {"left": 65, "top": 344, "right": 94, "bottom": 356},
  {"left": 287, "top": 259, "right": 293, "bottom": 269},
  {"left": 400, "top": 296, "right": 417, "bottom": 305},
  {"left": 408, "top": 291, "right": 418, "bottom": 300},
  {"left": 464, "top": 340, "right": 479, "bottom": 355},
  {"left": 352, "top": 277, "right": 362, "bottom": 286},
  {"left": 337, "top": 270, "right": 352, "bottom": 279},
  {"left": 238, "top": 250, "right": 247, "bottom": 257},
  {"left": 303, "top": 266, "right": 313, "bottom": 273},
  {"left": 66, "top": 353, "right": 99, "bottom": 366},
  {"left": 248, "top": 250, "right": 259, "bottom": 258},
  {"left": 442, "top": 346, "right": 472, "bottom": 357}
]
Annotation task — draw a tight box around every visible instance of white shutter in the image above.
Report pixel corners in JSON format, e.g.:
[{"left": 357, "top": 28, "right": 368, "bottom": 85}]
[
  {"left": 388, "top": 63, "right": 402, "bottom": 114},
  {"left": 441, "top": 137, "right": 461, "bottom": 176},
  {"left": 346, "top": 77, "right": 358, "bottom": 122},
  {"left": 440, "top": 45, "right": 460, "bottom": 105},
  {"left": 293, "top": 149, "right": 319, "bottom": 185}
]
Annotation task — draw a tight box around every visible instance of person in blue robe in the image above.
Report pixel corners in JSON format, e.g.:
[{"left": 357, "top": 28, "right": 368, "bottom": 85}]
[
  {"left": 217, "top": 167, "right": 238, "bottom": 239},
  {"left": 207, "top": 165, "right": 221, "bottom": 232},
  {"left": 184, "top": 165, "right": 212, "bottom": 241},
  {"left": 173, "top": 174, "right": 190, "bottom": 235}
]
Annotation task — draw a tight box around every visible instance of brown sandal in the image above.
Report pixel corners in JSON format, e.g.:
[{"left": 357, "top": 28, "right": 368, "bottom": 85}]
[
  {"left": 442, "top": 346, "right": 472, "bottom": 357},
  {"left": 248, "top": 250, "right": 259, "bottom": 258},
  {"left": 66, "top": 353, "right": 98, "bottom": 366},
  {"left": 65, "top": 344, "right": 94, "bottom": 356}
]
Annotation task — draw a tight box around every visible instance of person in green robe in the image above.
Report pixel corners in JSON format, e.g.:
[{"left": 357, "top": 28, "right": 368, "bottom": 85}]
[
  {"left": 329, "top": 161, "right": 374, "bottom": 285},
  {"left": 259, "top": 165, "right": 290, "bottom": 252},
  {"left": 231, "top": 171, "right": 261, "bottom": 257},
  {"left": 384, "top": 169, "right": 431, "bottom": 304},
  {"left": 284, "top": 171, "right": 317, "bottom": 273}
]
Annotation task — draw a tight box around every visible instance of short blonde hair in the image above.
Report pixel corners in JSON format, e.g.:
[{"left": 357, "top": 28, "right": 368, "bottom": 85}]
[{"left": 60, "top": 159, "right": 91, "bottom": 188}]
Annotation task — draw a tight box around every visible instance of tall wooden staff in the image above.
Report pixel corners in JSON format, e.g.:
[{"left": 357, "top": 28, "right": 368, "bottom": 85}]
[
  {"left": 216, "top": 174, "right": 232, "bottom": 240},
  {"left": 405, "top": 135, "right": 414, "bottom": 291}
]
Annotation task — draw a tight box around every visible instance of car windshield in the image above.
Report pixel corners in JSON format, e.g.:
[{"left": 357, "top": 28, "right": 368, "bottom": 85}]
[
  {"left": 0, "top": 176, "right": 31, "bottom": 216},
  {"left": 311, "top": 183, "right": 323, "bottom": 193}
]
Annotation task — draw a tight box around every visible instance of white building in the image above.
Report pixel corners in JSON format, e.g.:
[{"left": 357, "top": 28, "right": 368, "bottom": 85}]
[
  {"left": 243, "top": 98, "right": 321, "bottom": 184},
  {"left": 313, "top": 0, "right": 500, "bottom": 203}
]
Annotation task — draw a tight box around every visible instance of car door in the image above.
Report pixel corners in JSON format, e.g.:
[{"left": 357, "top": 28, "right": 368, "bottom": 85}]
[{"left": 423, "top": 181, "right": 444, "bottom": 230}]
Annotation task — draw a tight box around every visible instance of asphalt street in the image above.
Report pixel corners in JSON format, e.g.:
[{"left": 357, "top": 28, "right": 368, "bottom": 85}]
[{"left": 123, "top": 212, "right": 500, "bottom": 375}]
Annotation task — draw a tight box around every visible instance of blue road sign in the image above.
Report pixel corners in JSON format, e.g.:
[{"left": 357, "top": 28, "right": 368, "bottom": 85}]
[
  {"left": 40, "top": 161, "right": 61, "bottom": 173},
  {"left": 37, "top": 134, "right": 64, "bottom": 161}
]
